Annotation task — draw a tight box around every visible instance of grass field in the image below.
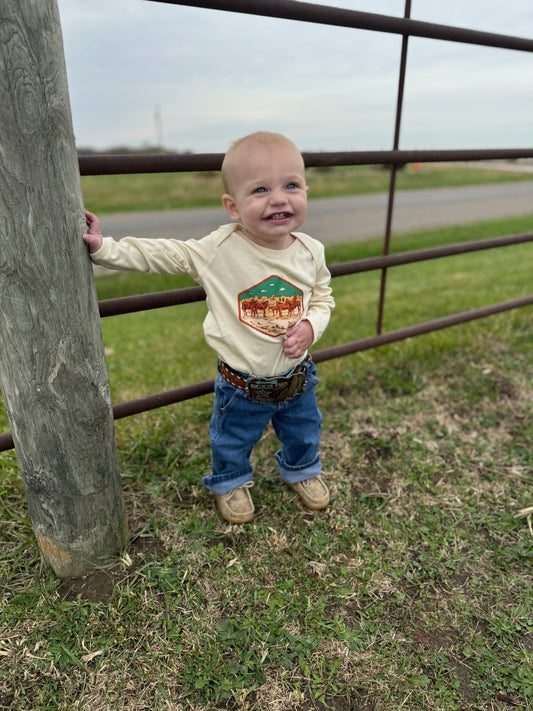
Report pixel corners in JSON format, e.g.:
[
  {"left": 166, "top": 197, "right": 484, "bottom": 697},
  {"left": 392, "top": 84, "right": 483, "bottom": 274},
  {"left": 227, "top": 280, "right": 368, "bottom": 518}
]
[{"left": 0, "top": 180, "right": 532, "bottom": 709}]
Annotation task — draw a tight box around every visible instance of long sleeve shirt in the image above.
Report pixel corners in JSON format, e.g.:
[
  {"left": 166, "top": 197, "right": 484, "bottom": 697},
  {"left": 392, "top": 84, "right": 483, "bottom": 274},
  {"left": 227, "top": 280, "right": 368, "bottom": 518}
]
[{"left": 91, "top": 223, "right": 334, "bottom": 376}]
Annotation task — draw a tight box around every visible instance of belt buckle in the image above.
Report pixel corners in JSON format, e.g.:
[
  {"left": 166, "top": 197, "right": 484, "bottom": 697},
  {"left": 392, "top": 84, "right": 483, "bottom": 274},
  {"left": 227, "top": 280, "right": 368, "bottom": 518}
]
[{"left": 245, "top": 372, "right": 307, "bottom": 403}]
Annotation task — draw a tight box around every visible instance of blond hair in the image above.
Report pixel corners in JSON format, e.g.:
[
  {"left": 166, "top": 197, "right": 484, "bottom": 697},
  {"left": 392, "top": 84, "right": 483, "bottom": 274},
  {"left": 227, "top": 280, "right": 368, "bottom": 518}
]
[{"left": 221, "top": 132, "right": 305, "bottom": 194}]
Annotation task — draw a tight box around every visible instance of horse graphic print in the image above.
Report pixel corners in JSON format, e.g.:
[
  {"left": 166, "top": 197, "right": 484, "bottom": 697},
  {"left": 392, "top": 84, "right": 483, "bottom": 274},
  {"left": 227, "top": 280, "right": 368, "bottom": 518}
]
[{"left": 238, "top": 276, "right": 304, "bottom": 337}]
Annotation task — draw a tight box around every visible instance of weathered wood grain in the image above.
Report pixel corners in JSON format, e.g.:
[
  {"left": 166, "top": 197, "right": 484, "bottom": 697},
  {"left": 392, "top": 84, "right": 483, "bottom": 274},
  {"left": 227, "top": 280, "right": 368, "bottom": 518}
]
[{"left": 0, "top": 0, "right": 128, "bottom": 577}]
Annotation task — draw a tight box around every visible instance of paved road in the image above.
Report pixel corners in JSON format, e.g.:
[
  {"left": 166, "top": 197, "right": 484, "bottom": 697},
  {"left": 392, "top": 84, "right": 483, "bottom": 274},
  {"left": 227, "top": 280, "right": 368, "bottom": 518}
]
[{"left": 96, "top": 180, "right": 533, "bottom": 247}]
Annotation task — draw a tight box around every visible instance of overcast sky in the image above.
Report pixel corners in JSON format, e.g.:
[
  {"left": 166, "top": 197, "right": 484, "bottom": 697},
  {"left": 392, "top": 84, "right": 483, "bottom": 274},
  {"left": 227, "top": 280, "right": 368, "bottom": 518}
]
[{"left": 56, "top": 0, "right": 533, "bottom": 154}]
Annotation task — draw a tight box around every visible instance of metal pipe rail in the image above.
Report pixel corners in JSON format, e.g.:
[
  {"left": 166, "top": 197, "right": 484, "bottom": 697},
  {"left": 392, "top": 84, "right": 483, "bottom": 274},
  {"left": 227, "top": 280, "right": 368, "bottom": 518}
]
[
  {"left": 148, "top": 0, "right": 533, "bottom": 53},
  {"left": 79, "top": 148, "right": 533, "bottom": 176}
]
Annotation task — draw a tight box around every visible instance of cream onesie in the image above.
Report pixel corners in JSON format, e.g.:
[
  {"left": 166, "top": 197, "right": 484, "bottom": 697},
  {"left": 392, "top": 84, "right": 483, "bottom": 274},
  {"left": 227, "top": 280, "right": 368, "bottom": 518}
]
[{"left": 91, "top": 223, "right": 335, "bottom": 376}]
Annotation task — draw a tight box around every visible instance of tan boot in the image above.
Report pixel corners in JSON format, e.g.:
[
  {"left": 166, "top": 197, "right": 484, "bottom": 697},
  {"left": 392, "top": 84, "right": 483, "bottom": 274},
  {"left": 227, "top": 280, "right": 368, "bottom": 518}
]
[
  {"left": 214, "top": 482, "right": 255, "bottom": 524},
  {"left": 289, "top": 475, "right": 330, "bottom": 510}
]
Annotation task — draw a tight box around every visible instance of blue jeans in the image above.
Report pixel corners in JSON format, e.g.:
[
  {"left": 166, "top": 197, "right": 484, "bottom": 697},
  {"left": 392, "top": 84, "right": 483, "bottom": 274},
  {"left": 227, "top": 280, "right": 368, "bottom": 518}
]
[{"left": 204, "top": 360, "right": 322, "bottom": 495}]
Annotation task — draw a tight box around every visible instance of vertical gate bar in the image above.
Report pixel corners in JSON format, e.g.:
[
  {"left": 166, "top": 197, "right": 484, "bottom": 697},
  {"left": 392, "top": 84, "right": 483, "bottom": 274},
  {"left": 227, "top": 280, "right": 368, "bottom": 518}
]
[{"left": 377, "top": 0, "right": 412, "bottom": 334}]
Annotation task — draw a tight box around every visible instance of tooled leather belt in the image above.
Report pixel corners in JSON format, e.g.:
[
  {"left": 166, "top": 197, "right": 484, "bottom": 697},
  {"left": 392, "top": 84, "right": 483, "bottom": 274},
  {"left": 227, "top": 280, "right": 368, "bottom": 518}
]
[{"left": 218, "top": 356, "right": 311, "bottom": 403}]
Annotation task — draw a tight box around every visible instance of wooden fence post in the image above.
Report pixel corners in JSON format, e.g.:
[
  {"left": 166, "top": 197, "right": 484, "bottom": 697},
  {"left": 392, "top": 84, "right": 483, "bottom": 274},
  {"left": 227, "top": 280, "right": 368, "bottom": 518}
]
[{"left": 0, "top": 0, "right": 128, "bottom": 577}]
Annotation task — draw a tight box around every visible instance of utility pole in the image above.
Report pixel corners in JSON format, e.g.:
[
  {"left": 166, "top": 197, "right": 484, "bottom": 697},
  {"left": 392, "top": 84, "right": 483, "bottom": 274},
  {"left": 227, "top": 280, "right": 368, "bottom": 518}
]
[
  {"left": 0, "top": 0, "right": 128, "bottom": 577},
  {"left": 154, "top": 104, "right": 165, "bottom": 151}
]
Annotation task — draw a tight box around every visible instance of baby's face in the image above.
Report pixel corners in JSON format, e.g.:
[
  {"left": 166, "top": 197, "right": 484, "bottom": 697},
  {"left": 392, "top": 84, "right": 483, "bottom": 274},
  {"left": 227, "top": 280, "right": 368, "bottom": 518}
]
[{"left": 222, "top": 143, "right": 308, "bottom": 250}]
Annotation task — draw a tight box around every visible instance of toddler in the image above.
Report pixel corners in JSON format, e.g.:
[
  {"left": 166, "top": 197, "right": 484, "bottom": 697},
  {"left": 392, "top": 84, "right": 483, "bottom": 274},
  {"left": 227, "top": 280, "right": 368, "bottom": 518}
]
[{"left": 84, "top": 132, "right": 335, "bottom": 523}]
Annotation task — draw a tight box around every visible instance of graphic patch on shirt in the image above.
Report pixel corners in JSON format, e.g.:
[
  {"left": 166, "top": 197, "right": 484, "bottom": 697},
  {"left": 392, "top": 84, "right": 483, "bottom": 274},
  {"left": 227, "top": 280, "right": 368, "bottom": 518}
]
[{"left": 238, "top": 276, "right": 303, "bottom": 338}]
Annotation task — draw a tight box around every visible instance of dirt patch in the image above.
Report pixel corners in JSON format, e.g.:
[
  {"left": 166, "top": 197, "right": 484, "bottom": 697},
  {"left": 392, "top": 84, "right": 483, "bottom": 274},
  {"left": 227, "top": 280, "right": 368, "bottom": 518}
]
[{"left": 58, "top": 535, "right": 167, "bottom": 604}]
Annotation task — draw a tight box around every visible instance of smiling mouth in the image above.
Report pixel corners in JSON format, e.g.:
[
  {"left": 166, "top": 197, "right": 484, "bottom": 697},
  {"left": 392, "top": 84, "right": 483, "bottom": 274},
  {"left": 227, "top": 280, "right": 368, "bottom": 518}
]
[{"left": 265, "top": 212, "right": 292, "bottom": 221}]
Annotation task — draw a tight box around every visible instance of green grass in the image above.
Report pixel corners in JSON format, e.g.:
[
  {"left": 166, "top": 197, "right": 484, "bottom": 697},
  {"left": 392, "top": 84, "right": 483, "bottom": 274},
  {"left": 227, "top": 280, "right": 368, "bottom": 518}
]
[
  {"left": 0, "top": 210, "right": 532, "bottom": 710},
  {"left": 81, "top": 163, "right": 533, "bottom": 213}
]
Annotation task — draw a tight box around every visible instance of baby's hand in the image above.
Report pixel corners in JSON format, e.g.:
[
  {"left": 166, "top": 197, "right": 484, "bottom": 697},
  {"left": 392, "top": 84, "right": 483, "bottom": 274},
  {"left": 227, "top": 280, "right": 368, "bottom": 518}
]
[
  {"left": 83, "top": 210, "right": 103, "bottom": 253},
  {"left": 283, "top": 320, "right": 314, "bottom": 360}
]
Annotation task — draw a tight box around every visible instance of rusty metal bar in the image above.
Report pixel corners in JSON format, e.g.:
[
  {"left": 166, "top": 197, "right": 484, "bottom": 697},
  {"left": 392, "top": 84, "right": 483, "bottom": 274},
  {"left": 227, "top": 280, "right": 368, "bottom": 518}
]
[
  {"left": 79, "top": 148, "right": 533, "bottom": 176},
  {"left": 312, "top": 295, "right": 533, "bottom": 363},
  {"left": 80, "top": 152, "right": 223, "bottom": 176},
  {"left": 147, "top": 0, "right": 533, "bottom": 53},
  {"left": 99, "top": 285, "right": 206, "bottom": 317},
  {"left": 329, "top": 232, "right": 533, "bottom": 278},
  {"left": 3, "top": 294, "right": 530, "bottom": 451},
  {"left": 0, "top": 433, "right": 13, "bottom": 452},
  {"left": 111, "top": 379, "right": 215, "bottom": 419},
  {"left": 95, "top": 232, "right": 533, "bottom": 316},
  {"left": 377, "top": 0, "right": 411, "bottom": 335}
]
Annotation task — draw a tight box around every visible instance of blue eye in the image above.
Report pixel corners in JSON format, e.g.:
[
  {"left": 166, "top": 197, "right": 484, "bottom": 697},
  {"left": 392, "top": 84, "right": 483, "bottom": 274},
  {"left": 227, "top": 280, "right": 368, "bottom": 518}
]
[
  {"left": 254, "top": 186, "right": 267, "bottom": 194},
  {"left": 286, "top": 183, "right": 298, "bottom": 190}
]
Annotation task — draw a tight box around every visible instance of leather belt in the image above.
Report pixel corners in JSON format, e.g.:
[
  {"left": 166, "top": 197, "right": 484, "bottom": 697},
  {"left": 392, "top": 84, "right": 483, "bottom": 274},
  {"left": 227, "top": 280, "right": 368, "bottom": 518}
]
[
  {"left": 218, "top": 356, "right": 311, "bottom": 403},
  {"left": 218, "top": 362, "right": 249, "bottom": 390}
]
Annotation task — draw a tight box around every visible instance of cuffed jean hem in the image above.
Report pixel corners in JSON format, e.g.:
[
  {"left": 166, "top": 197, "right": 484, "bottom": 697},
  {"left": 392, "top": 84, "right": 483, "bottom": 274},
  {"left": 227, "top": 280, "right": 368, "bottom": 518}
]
[
  {"left": 275, "top": 450, "right": 322, "bottom": 484},
  {"left": 203, "top": 468, "right": 253, "bottom": 496}
]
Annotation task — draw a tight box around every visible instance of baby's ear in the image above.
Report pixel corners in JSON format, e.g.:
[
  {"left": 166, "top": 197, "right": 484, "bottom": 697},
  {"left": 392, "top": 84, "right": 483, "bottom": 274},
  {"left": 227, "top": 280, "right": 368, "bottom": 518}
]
[{"left": 222, "top": 194, "right": 240, "bottom": 221}]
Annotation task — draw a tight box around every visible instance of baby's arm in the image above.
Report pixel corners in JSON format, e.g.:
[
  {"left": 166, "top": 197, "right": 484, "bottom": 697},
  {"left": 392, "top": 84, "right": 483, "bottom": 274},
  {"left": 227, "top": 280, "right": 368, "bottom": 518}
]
[
  {"left": 81, "top": 212, "right": 216, "bottom": 276},
  {"left": 83, "top": 210, "right": 103, "bottom": 253}
]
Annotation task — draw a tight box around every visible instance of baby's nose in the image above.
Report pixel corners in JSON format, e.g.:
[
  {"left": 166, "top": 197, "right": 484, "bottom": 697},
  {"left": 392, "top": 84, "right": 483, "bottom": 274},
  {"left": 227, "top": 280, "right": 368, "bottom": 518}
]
[{"left": 270, "top": 188, "right": 288, "bottom": 204}]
